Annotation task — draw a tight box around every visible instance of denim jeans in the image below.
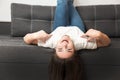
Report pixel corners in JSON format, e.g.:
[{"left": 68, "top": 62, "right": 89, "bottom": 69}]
[{"left": 52, "top": 0, "right": 85, "bottom": 32}]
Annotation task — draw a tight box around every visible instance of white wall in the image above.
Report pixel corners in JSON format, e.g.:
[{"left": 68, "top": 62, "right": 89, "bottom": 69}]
[{"left": 0, "top": 0, "right": 120, "bottom": 22}]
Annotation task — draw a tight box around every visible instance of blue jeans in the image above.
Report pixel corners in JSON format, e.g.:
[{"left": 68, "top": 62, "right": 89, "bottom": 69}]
[{"left": 52, "top": 0, "right": 85, "bottom": 32}]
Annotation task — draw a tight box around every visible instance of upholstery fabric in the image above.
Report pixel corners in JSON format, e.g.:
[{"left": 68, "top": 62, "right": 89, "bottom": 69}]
[
  {"left": 11, "top": 3, "right": 52, "bottom": 37},
  {"left": 11, "top": 3, "right": 120, "bottom": 37},
  {"left": 77, "top": 5, "right": 120, "bottom": 37},
  {"left": 0, "top": 36, "right": 119, "bottom": 65},
  {"left": 0, "top": 22, "right": 11, "bottom": 35},
  {"left": 0, "top": 36, "right": 120, "bottom": 80}
]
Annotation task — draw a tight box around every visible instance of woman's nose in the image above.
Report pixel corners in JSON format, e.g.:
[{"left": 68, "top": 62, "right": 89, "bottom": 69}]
[{"left": 63, "top": 45, "right": 67, "bottom": 50}]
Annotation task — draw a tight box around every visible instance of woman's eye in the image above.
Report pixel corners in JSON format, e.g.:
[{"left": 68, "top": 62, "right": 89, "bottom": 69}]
[
  {"left": 67, "top": 49, "right": 72, "bottom": 52},
  {"left": 67, "top": 49, "right": 72, "bottom": 50}
]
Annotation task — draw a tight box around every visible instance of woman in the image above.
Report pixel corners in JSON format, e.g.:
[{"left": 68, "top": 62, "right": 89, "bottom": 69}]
[
  {"left": 24, "top": 0, "right": 111, "bottom": 79},
  {"left": 23, "top": 0, "right": 111, "bottom": 59}
]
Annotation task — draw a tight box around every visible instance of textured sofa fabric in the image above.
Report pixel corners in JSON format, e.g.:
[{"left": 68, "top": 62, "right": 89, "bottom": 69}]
[
  {"left": 11, "top": 3, "right": 120, "bottom": 37},
  {"left": 11, "top": 3, "right": 52, "bottom": 37},
  {"left": 0, "top": 3, "right": 120, "bottom": 80},
  {"left": 0, "top": 35, "right": 53, "bottom": 80}
]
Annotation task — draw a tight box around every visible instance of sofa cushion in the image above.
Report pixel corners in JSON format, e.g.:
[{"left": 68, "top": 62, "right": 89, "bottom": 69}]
[
  {"left": 11, "top": 3, "right": 52, "bottom": 37},
  {"left": 0, "top": 35, "right": 120, "bottom": 80},
  {"left": 0, "top": 35, "right": 53, "bottom": 63},
  {"left": 0, "top": 35, "right": 119, "bottom": 65},
  {"left": 0, "top": 35, "right": 52, "bottom": 80},
  {"left": 11, "top": 3, "right": 120, "bottom": 37},
  {"left": 77, "top": 5, "right": 120, "bottom": 37}
]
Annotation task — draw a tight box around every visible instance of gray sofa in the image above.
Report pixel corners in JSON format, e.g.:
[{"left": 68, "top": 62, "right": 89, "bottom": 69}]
[{"left": 0, "top": 3, "right": 120, "bottom": 80}]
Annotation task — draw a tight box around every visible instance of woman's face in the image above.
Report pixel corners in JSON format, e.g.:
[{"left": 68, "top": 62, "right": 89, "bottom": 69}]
[{"left": 55, "top": 35, "right": 75, "bottom": 59}]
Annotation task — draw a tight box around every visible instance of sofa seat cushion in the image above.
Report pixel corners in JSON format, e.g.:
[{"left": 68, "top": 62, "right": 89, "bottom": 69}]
[
  {"left": 0, "top": 35, "right": 119, "bottom": 65},
  {"left": 0, "top": 35, "right": 53, "bottom": 63},
  {"left": 0, "top": 35, "right": 120, "bottom": 80},
  {"left": 81, "top": 38, "right": 120, "bottom": 65}
]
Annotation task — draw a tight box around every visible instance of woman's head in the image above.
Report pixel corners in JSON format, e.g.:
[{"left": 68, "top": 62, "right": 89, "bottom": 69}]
[
  {"left": 55, "top": 35, "right": 75, "bottom": 59},
  {"left": 48, "top": 52, "right": 83, "bottom": 80}
]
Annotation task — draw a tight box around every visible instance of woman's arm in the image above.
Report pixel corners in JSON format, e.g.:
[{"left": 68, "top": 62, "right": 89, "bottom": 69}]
[
  {"left": 82, "top": 29, "right": 111, "bottom": 47},
  {"left": 23, "top": 30, "right": 52, "bottom": 45}
]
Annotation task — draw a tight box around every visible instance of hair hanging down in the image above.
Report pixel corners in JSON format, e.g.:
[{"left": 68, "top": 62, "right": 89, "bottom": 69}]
[{"left": 48, "top": 51, "right": 83, "bottom": 80}]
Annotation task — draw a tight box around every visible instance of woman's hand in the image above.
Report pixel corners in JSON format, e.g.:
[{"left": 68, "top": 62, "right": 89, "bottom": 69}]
[
  {"left": 23, "top": 30, "right": 52, "bottom": 45},
  {"left": 81, "top": 29, "right": 111, "bottom": 47},
  {"left": 33, "top": 30, "right": 52, "bottom": 43}
]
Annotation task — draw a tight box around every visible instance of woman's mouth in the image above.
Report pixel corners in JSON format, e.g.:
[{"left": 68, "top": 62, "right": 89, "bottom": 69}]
[
  {"left": 62, "top": 40, "right": 68, "bottom": 42},
  {"left": 61, "top": 40, "right": 69, "bottom": 44},
  {"left": 60, "top": 35, "right": 70, "bottom": 44}
]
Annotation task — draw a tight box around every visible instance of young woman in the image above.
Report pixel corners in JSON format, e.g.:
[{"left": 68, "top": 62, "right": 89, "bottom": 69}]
[
  {"left": 23, "top": 0, "right": 111, "bottom": 59},
  {"left": 24, "top": 0, "right": 111, "bottom": 79}
]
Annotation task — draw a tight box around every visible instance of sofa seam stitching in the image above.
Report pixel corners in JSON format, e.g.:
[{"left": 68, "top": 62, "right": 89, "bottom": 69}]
[
  {"left": 51, "top": 6, "right": 53, "bottom": 32},
  {"left": 30, "top": 5, "right": 32, "bottom": 33},
  {"left": 94, "top": 6, "right": 96, "bottom": 29},
  {"left": 114, "top": 5, "right": 118, "bottom": 37}
]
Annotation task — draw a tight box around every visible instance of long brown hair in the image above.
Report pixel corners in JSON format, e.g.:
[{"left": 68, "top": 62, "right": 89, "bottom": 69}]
[{"left": 48, "top": 51, "right": 83, "bottom": 80}]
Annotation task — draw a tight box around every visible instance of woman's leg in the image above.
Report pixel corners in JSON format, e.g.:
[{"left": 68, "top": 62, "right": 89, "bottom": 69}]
[
  {"left": 68, "top": 1, "right": 86, "bottom": 32},
  {"left": 52, "top": 0, "right": 69, "bottom": 30}
]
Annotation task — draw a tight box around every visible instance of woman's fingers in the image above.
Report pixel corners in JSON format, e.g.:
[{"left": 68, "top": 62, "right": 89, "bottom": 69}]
[
  {"left": 81, "top": 34, "right": 96, "bottom": 42},
  {"left": 40, "top": 34, "right": 52, "bottom": 43}
]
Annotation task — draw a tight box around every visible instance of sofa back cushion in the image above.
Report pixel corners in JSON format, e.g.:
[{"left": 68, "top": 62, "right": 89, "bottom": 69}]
[
  {"left": 11, "top": 3, "right": 120, "bottom": 37},
  {"left": 11, "top": 3, "right": 53, "bottom": 37},
  {"left": 77, "top": 5, "right": 120, "bottom": 38}
]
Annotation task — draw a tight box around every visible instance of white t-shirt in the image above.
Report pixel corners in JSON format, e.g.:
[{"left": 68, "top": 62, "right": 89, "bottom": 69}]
[{"left": 38, "top": 26, "right": 97, "bottom": 50}]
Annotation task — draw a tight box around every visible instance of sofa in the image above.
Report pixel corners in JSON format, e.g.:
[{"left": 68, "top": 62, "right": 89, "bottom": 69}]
[{"left": 0, "top": 3, "right": 120, "bottom": 80}]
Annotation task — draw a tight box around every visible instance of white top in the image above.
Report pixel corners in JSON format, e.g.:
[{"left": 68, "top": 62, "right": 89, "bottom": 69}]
[{"left": 38, "top": 26, "right": 97, "bottom": 50}]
